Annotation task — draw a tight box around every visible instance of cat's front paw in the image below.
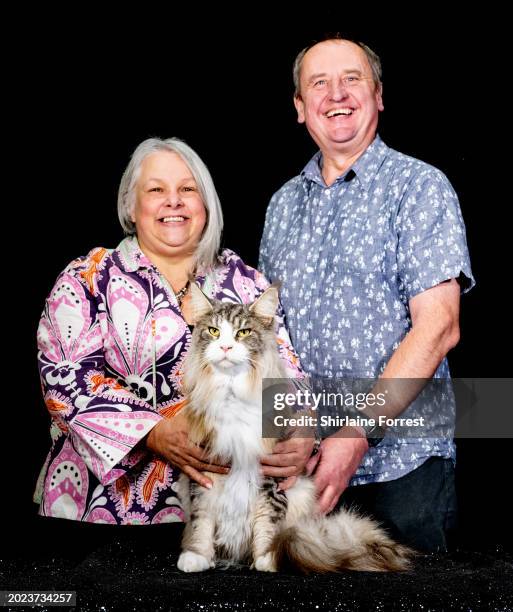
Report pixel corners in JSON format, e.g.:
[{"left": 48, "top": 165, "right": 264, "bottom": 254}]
[
  {"left": 177, "top": 551, "right": 213, "bottom": 573},
  {"left": 253, "top": 552, "right": 277, "bottom": 572}
]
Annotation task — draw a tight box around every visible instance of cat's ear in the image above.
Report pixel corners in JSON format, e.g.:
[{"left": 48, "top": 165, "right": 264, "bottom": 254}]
[
  {"left": 249, "top": 285, "right": 279, "bottom": 327},
  {"left": 189, "top": 282, "right": 213, "bottom": 322}
]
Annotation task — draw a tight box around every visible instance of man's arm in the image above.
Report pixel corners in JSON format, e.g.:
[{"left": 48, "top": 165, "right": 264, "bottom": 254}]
[
  {"left": 382, "top": 278, "right": 460, "bottom": 379},
  {"left": 312, "top": 278, "right": 461, "bottom": 514}
]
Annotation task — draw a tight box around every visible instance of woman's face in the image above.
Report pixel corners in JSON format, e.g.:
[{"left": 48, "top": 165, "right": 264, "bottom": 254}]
[{"left": 131, "top": 151, "right": 207, "bottom": 261}]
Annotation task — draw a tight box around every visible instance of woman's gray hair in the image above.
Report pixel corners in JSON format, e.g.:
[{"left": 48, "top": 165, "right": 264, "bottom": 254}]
[
  {"left": 293, "top": 37, "right": 382, "bottom": 98},
  {"left": 117, "top": 137, "right": 224, "bottom": 270}
]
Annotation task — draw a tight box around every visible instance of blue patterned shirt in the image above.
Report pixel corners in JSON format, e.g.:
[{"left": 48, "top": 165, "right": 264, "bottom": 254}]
[{"left": 259, "top": 135, "right": 475, "bottom": 485}]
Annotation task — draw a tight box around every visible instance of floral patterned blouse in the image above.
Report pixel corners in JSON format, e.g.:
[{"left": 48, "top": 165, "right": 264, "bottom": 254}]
[{"left": 34, "top": 236, "right": 302, "bottom": 525}]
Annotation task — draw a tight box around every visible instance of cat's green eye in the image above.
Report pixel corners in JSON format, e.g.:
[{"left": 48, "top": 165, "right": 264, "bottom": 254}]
[
  {"left": 236, "top": 328, "right": 251, "bottom": 339},
  {"left": 208, "top": 326, "right": 220, "bottom": 337}
]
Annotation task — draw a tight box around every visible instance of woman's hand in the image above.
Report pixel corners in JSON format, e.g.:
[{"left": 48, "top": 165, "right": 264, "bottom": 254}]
[
  {"left": 260, "top": 437, "right": 316, "bottom": 491},
  {"left": 146, "top": 412, "right": 230, "bottom": 488}
]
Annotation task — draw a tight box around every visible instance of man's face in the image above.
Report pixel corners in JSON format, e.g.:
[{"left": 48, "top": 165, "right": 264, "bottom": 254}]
[{"left": 294, "top": 40, "right": 384, "bottom": 156}]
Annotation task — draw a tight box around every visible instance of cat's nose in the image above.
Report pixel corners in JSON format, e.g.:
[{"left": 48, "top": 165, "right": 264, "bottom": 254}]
[{"left": 220, "top": 345, "right": 233, "bottom": 353}]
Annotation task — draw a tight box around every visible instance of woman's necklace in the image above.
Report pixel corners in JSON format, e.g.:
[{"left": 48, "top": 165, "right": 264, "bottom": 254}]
[{"left": 174, "top": 280, "right": 190, "bottom": 306}]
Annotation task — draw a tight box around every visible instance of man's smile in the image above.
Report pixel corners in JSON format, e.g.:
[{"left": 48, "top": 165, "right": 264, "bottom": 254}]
[{"left": 325, "top": 107, "right": 355, "bottom": 118}]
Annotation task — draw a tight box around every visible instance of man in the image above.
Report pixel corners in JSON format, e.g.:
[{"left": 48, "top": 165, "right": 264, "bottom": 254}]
[{"left": 258, "top": 37, "right": 474, "bottom": 552}]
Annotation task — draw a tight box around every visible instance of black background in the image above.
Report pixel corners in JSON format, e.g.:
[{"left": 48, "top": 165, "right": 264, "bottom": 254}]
[{"left": 6, "top": 9, "right": 511, "bottom": 551}]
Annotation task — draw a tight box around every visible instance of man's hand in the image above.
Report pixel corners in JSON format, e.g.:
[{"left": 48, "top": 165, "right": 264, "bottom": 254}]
[
  {"left": 146, "top": 412, "right": 230, "bottom": 489},
  {"left": 261, "top": 437, "right": 315, "bottom": 491},
  {"left": 312, "top": 429, "right": 369, "bottom": 515}
]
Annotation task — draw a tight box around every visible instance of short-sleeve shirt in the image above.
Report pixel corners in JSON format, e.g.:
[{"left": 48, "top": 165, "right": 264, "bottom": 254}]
[{"left": 259, "top": 135, "right": 475, "bottom": 484}]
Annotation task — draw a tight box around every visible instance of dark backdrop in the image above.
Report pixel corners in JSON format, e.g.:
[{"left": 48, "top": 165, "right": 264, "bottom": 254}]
[{"left": 6, "top": 10, "right": 511, "bottom": 552}]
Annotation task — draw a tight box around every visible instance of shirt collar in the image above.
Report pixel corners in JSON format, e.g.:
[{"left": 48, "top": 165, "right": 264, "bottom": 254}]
[
  {"left": 300, "top": 134, "right": 389, "bottom": 192},
  {"left": 113, "top": 235, "right": 209, "bottom": 286},
  {"left": 114, "top": 235, "right": 155, "bottom": 273}
]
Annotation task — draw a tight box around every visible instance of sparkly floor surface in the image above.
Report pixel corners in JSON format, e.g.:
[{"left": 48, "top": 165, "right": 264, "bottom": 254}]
[{"left": 1, "top": 523, "right": 512, "bottom": 611}]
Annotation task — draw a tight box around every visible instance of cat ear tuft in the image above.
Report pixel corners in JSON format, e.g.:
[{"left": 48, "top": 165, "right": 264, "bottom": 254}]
[
  {"left": 189, "top": 282, "right": 213, "bottom": 322},
  {"left": 249, "top": 285, "right": 279, "bottom": 326}
]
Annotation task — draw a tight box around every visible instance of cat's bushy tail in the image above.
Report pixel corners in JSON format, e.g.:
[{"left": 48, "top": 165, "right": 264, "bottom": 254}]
[{"left": 271, "top": 509, "right": 414, "bottom": 573}]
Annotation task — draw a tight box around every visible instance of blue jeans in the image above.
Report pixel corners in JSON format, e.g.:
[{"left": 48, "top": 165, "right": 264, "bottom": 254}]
[{"left": 337, "top": 456, "right": 458, "bottom": 553}]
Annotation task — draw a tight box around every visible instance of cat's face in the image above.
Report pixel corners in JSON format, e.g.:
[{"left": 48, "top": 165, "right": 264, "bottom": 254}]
[
  {"left": 190, "top": 285, "right": 279, "bottom": 372},
  {"left": 197, "top": 305, "right": 266, "bottom": 370}
]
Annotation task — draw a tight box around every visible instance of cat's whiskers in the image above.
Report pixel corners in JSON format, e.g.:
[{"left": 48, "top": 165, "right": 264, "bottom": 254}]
[{"left": 245, "top": 356, "right": 262, "bottom": 372}]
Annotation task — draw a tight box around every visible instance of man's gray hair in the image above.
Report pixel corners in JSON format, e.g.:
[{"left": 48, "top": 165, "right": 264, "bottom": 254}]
[
  {"left": 117, "top": 137, "right": 224, "bottom": 270},
  {"left": 292, "top": 37, "right": 382, "bottom": 98}
]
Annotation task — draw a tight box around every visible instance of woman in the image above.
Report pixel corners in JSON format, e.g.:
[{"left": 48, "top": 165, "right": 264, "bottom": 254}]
[{"left": 34, "top": 137, "right": 313, "bottom": 526}]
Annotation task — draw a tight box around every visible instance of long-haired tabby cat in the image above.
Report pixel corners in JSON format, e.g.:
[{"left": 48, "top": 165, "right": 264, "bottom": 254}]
[{"left": 176, "top": 283, "right": 412, "bottom": 573}]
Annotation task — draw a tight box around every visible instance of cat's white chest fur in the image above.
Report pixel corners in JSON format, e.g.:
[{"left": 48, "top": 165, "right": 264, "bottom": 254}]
[
  {"left": 208, "top": 369, "right": 263, "bottom": 465},
  {"left": 208, "top": 370, "right": 263, "bottom": 558}
]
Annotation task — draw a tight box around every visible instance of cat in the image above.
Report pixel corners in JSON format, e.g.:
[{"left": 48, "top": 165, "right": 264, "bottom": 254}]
[{"left": 176, "top": 283, "right": 413, "bottom": 573}]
